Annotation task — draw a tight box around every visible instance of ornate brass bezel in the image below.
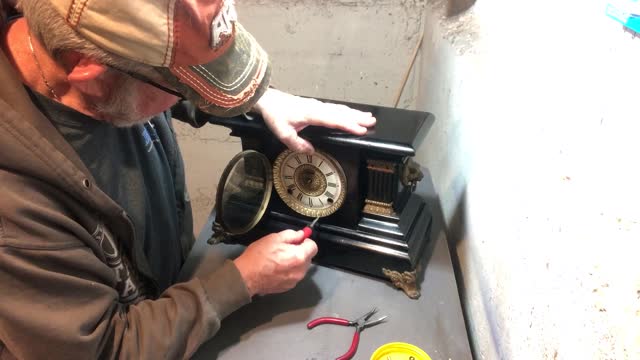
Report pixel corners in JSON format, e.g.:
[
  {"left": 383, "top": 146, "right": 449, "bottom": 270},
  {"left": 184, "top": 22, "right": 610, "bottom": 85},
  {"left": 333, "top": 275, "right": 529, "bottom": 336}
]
[{"left": 273, "top": 149, "right": 347, "bottom": 218}]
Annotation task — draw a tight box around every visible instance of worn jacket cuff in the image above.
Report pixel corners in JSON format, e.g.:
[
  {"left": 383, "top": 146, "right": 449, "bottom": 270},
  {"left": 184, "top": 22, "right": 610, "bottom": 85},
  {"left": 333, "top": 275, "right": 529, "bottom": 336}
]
[{"left": 199, "top": 259, "right": 252, "bottom": 319}]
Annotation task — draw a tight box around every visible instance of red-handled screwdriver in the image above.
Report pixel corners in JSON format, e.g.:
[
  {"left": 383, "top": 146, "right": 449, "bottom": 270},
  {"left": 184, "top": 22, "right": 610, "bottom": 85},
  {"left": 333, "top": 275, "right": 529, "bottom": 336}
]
[{"left": 302, "top": 217, "right": 320, "bottom": 239}]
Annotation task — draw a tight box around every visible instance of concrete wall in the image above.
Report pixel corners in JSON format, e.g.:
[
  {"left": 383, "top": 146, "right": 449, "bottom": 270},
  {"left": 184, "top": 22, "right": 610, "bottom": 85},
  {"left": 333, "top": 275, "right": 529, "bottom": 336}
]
[
  {"left": 417, "top": 0, "right": 640, "bottom": 358},
  {"left": 175, "top": 0, "right": 426, "bottom": 233},
  {"left": 177, "top": 1, "right": 640, "bottom": 358}
]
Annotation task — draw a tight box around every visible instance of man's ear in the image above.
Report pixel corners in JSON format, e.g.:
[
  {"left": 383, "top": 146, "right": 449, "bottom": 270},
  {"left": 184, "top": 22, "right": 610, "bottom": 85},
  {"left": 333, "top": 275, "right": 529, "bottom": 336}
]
[{"left": 67, "top": 57, "right": 108, "bottom": 97}]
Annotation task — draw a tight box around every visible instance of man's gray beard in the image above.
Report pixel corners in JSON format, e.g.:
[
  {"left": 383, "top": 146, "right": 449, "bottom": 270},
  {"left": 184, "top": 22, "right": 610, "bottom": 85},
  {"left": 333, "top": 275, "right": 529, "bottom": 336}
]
[{"left": 92, "top": 73, "right": 154, "bottom": 127}]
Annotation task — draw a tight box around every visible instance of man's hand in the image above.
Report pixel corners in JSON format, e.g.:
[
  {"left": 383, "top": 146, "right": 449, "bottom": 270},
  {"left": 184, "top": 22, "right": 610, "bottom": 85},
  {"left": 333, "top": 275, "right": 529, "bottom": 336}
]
[
  {"left": 233, "top": 229, "right": 318, "bottom": 296},
  {"left": 253, "top": 88, "right": 376, "bottom": 153}
]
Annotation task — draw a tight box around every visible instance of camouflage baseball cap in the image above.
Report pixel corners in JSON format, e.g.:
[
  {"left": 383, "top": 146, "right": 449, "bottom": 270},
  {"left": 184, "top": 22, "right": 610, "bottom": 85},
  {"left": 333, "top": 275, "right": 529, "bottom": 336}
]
[{"left": 46, "top": 0, "right": 270, "bottom": 116}]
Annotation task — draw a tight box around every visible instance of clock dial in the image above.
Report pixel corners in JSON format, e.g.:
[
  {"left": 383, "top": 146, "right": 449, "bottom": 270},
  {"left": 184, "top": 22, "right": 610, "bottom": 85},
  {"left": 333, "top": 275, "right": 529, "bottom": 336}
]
[{"left": 273, "top": 149, "right": 347, "bottom": 217}]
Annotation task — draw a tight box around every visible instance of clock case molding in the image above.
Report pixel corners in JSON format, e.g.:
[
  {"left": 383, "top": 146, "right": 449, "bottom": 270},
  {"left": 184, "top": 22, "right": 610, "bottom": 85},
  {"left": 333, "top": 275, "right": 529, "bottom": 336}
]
[{"left": 206, "top": 99, "right": 435, "bottom": 299}]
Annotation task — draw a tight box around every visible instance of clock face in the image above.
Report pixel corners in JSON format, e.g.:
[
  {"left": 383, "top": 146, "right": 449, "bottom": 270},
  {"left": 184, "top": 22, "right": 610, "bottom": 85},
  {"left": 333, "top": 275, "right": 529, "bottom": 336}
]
[{"left": 273, "top": 149, "right": 347, "bottom": 217}]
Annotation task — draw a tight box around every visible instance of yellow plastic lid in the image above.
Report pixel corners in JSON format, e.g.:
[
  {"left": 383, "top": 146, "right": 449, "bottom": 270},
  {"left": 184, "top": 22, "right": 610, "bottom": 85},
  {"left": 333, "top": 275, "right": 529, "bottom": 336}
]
[{"left": 370, "top": 342, "right": 432, "bottom": 360}]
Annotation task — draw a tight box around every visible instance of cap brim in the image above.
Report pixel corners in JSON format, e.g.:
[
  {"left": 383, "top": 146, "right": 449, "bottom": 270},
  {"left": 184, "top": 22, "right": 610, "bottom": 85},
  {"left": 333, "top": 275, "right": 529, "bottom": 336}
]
[{"left": 158, "top": 23, "right": 271, "bottom": 117}]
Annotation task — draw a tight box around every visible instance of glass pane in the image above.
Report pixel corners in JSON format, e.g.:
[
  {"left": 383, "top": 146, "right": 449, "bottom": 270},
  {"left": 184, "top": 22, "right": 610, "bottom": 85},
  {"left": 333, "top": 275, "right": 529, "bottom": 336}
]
[{"left": 219, "top": 152, "right": 270, "bottom": 234}]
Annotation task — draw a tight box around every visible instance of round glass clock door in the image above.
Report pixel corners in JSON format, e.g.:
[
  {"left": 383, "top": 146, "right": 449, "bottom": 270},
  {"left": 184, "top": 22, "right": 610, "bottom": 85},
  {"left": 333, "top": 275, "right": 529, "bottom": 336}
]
[
  {"left": 213, "top": 150, "right": 272, "bottom": 236},
  {"left": 272, "top": 149, "right": 347, "bottom": 218}
]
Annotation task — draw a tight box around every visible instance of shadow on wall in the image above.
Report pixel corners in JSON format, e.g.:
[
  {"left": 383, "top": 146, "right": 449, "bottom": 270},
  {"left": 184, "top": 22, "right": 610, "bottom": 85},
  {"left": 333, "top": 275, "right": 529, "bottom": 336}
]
[
  {"left": 445, "top": 0, "right": 476, "bottom": 17},
  {"left": 446, "top": 189, "right": 506, "bottom": 360},
  {"left": 444, "top": 190, "right": 477, "bottom": 356},
  {"left": 424, "top": 176, "right": 478, "bottom": 359},
  {"left": 447, "top": 188, "right": 467, "bottom": 248}
]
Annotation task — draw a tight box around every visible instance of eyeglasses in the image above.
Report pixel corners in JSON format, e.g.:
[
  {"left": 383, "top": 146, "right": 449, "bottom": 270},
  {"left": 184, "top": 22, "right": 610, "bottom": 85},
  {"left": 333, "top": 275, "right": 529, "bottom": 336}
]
[{"left": 108, "top": 65, "right": 186, "bottom": 100}]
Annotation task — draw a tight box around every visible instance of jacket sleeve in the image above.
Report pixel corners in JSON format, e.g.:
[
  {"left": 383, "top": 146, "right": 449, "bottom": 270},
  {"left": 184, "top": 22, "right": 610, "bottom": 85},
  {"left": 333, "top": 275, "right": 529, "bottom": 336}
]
[{"left": 0, "top": 218, "right": 251, "bottom": 360}]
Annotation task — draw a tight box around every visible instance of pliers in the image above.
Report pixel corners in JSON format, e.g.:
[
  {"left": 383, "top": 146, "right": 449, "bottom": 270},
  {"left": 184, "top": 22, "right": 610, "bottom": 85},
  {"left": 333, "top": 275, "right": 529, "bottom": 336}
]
[{"left": 307, "top": 308, "right": 388, "bottom": 360}]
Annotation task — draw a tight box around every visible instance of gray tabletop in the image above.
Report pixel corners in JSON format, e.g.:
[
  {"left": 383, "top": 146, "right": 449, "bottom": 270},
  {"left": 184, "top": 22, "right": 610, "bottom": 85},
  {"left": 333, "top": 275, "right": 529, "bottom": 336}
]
[{"left": 180, "top": 173, "right": 472, "bottom": 360}]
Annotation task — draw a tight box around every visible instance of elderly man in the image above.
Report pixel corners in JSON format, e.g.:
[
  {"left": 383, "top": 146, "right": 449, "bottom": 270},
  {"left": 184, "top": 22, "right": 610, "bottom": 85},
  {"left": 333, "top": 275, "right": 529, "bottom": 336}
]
[{"left": 0, "top": 0, "right": 375, "bottom": 358}]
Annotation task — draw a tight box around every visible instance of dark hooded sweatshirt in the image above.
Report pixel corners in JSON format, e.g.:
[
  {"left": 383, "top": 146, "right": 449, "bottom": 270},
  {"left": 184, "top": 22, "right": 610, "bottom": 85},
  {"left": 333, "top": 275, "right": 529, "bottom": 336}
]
[{"left": 0, "top": 47, "right": 255, "bottom": 359}]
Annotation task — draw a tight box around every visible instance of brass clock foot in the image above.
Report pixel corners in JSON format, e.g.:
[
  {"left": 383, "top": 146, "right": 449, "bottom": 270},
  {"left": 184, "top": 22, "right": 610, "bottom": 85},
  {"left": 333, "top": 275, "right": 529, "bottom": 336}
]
[{"left": 382, "top": 268, "right": 421, "bottom": 299}]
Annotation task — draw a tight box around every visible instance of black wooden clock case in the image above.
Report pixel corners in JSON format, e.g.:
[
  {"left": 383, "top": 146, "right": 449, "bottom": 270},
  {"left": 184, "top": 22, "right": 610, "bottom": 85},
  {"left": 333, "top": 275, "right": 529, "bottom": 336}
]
[{"left": 206, "top": 99, "right": 435, "bottom": 299}]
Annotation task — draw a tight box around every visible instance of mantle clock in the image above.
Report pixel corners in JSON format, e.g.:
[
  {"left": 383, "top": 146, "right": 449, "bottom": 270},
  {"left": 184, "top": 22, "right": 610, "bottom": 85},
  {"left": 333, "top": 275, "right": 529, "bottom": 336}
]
[{"left": 205, "top": 99, "right": 434, "bottom": 299}]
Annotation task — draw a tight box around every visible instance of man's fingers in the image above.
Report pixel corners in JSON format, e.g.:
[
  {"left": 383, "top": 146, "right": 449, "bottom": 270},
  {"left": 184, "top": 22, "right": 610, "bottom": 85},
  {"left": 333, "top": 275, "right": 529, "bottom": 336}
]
[
  {"left": 307, "top": 115, "right": 369, "bottom": 135},
  {"left": 298, "top": 238, "right": 318, "bottom": 259},
  {"left": 281, "top": 133, "right": 315, "bottom": 154},
  {"left": 358, "top": 115, "right": 377, "bottom": 127},
  {"left": 277, "top": 231, "right": 317, "bottom": 258},
  {"left": 278, "top": 229, "right": 306, "bottom": 244},
  {"left": 305, "top": 103, "right": 375, "bottom": 135}
]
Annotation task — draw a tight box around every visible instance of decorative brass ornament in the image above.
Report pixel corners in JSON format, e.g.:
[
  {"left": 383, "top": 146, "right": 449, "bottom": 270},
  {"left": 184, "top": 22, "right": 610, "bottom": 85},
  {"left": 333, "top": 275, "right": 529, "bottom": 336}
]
[
  {"left": 382, "top": 268, "right": 420, "bottom": 299},
  {"left": 273, "top": 149, "right": 347, "bottom": 217},
  {"left": 401, "top": 158, "right": 424, "bottom": 188},
  {"left": 363, "top": 199, "right": 395, "bottom": 216}
]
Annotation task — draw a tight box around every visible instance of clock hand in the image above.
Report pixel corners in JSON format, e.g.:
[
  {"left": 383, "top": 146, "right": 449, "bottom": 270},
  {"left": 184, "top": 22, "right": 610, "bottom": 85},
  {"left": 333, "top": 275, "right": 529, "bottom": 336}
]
[{"left": 302, "top": 217, "right": 320, "bottom": 238}]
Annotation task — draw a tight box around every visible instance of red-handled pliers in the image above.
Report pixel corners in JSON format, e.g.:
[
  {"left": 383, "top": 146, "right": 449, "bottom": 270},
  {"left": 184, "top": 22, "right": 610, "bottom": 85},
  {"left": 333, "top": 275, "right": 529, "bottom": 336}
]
[{"left": 307, "top": 308, "right": 387, "bottom": 360}]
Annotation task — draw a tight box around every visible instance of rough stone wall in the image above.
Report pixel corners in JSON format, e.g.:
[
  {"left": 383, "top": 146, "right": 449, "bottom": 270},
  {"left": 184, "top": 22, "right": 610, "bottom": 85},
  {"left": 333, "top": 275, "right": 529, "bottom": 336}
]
[
  {"left": 175, "top": 0, "right": 426, "bottom": 235},
  {"left": 417, "top": 0, "right": 640, "bottom": 359}
]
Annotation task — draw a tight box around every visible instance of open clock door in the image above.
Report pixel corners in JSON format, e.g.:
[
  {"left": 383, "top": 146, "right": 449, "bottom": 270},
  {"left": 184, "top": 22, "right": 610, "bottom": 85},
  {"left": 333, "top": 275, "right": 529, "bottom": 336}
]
[{"left": 210, "top": 150, "right": 273, "bottom": 243}]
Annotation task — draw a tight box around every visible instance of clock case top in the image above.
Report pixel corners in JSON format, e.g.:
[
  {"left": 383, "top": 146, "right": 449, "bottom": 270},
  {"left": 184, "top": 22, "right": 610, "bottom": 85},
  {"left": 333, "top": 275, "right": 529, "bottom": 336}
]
[
  {"left": 209, "top": 99, "right": 431, "bottom": 157},
  {"left": 207, "top": 98, "right": 435, "bottom": 298}
]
